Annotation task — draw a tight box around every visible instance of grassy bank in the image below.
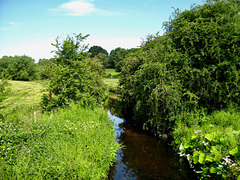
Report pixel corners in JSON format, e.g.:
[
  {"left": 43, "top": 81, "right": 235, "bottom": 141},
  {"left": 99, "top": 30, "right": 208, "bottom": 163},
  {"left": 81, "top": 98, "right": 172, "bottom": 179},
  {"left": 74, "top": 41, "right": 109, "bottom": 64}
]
[
  {"left": 173, "top": 107, "right": 240, "bottom": 179},
  {"left": 0, "top": 80, "right": 118, "bottom": 179}
]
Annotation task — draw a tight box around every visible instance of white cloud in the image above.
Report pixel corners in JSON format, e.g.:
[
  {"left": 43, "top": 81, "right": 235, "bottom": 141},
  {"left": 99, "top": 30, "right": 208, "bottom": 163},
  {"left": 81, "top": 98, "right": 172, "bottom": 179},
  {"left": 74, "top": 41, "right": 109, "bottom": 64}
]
[{"left": 48, "top": 0, "right": 96, "bottom": 16}]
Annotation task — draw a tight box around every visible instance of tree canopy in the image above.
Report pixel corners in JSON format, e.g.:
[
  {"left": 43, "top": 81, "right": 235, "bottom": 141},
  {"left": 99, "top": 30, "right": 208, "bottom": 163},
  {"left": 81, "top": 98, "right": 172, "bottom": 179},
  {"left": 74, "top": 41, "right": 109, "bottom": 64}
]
[
  {"left": 119, "top": 0, "right": 240, "bottom": 135},
  {"left": 88, "top": 45, "right": 108, "bottom": 58},
  {"left": 0, "top": 55, "right": 37, "bottom": 81}
]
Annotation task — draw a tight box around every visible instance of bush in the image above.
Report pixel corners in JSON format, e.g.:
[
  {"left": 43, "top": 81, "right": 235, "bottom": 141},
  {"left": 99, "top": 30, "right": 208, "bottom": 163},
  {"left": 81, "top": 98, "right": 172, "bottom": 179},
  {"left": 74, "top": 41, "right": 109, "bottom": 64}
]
[{"left": 41, "top": 34, "right": 108, "bottom": 110}]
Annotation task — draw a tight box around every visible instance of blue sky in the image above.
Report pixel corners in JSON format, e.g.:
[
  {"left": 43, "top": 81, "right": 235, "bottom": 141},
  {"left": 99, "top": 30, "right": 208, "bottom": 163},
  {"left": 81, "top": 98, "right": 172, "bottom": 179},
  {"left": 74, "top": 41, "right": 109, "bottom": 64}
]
[{"left": 0, "top": 0, "right": 204, "bottom": 61}]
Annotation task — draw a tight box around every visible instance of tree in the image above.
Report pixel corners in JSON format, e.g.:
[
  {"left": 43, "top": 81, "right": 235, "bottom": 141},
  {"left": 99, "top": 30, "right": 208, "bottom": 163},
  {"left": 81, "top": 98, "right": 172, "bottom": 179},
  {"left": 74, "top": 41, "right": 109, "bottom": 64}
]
[
  {"left": 41, "top": 34, "right": 108, "bottom": 110},
  {"left": 88, "top": 45, "right": 108, "bottom": 58},
  {"left": 164, "top": 0, "right": 240, "bottom": 109},
  {"left": 37, "top": 58, "right": 57, "bottom": 80},
  {"left": 108, "top": 47, "right": 139, "bottom": 71},
  {"left": 119, "top": 0, "right": 240, "bottom": 135},
  {"left": 93, "top": 53, "right": 109, "bottom": 68},
  {"left": 0, "top": 55, "right": 38, "bottom": 81}
]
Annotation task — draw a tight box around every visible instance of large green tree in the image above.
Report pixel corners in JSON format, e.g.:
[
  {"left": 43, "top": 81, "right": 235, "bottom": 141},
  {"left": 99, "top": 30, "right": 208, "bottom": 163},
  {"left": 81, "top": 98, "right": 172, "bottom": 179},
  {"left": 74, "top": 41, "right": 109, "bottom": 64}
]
[
  {"left": 108, "top": 47, "right": 139, "bottom": 71},
  {"left": 164, "top": 0, "right": 240, "bottom": 109},
  {"left": 119, "top": 0, "right": 240, "bottom": 135},
  {"left": 88, "top": 45, "right": 108, "bottom": 58},
  {"left": 0, "top": 55, "right": 37, "bottom": 81},
  {"left": 41, "top": 34, "right": 108, "bottom": 110}
]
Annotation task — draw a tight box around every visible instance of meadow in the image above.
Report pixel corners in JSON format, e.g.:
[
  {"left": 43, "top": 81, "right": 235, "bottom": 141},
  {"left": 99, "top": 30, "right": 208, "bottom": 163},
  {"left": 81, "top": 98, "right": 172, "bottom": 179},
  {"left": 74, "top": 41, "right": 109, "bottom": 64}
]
[
  {"left": 0, "top": 80, "right": 118, "bottom": 179},
  {"left": 103, "top": 69, "right": 120, "bottom": 92}
]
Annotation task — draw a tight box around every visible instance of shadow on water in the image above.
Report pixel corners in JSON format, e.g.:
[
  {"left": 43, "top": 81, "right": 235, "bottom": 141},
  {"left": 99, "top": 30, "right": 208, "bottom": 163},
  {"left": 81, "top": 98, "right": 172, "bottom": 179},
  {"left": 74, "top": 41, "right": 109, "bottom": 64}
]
[{"left": 107, "top": 97, "right": 196, "bottom": 180}]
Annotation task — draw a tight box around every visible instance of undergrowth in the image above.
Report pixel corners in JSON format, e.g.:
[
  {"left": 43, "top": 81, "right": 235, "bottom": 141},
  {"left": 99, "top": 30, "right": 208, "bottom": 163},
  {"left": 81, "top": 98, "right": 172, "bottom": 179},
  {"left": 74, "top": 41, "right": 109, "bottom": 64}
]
[
  {"left": 173, "top": 107, "right": 240, "bottom": 179},
  {"left": 0, "top": 104, "right": 118, "bottom": 179}
]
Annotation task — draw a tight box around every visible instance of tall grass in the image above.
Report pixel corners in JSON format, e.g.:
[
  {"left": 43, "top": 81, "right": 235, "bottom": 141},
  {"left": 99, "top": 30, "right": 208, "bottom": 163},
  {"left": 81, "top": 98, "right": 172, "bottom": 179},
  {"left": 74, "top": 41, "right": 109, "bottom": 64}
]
[{"left": 0, "top": 104, "right": 118, "bottom": 179}]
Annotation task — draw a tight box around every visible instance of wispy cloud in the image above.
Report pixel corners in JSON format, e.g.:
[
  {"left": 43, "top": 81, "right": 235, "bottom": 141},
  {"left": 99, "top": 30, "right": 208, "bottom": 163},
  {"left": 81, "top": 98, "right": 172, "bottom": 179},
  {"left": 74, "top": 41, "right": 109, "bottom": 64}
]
[
  {"left": 0, "top": 21, "right": 20, "bottom": 31},
  {"left": 0, "top": 27, "right": 10, "bottom": 31},
  {"left": 48, "top": 0, "right": 96, "bottom": 16},
  {"left": 8, "top": 21, "right": 20, "bottom": 26}
]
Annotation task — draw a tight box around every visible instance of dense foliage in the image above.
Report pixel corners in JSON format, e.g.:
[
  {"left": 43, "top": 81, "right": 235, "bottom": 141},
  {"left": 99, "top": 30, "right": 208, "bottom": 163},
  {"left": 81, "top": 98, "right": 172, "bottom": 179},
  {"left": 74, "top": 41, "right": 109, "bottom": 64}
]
[
  {"left": 0, "top": 55, "right": 38, "bottom": 81},
  {"left": 37, "top": 58, "right": 57, "bottom": 80},
  {"left": 120, "top": 0, "right": 240, "bottom": 135},
  {"left": 0, "top": 104, "right": 118, "bottom": 179},
  {"left": 164, "top": 0, "right": 240, "bottom": 110},
  {"left": 88, "top": 45, "right": 108, "bottom": 58},
  {"left": 41, "top": 34, "right": 108, "bottom": 110},
  {"left": 108, "top": 47, "right": 139, "bottom": 71},
  {"left": 119, "top": 0, "right": 240, "bottom": 178},
  {"left": 173, "top": 108, "right": 240, "bottom": 179}
]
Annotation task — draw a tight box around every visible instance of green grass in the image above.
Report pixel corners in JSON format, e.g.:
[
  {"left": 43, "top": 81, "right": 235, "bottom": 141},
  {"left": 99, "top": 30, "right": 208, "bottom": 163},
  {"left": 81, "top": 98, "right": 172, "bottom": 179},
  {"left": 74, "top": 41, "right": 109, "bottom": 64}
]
[
  {"left": 103, "top": 78, "right": 119, "bottom": 92},
  {"left": 0, "top": 80, "right": 119, "bottom": 179},
  {"left": 103, "top": 69, "right": 120, "bottom": 92},
  {"left": 0, "top": 80, "right": 47, "bottom": 113},
  {"left": 105, "top": 69, "right": 121, "bottom": 78}
]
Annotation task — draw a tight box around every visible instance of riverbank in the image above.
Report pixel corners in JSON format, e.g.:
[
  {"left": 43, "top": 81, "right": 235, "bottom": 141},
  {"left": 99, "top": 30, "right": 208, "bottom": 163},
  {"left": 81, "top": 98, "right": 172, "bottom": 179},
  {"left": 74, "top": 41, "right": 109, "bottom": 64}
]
[
  {"left": 172, "top": 107, "right": 240, "bottom": 179},
  {"left": 0, "top": 81, "right": 118, "bottom": 179}
]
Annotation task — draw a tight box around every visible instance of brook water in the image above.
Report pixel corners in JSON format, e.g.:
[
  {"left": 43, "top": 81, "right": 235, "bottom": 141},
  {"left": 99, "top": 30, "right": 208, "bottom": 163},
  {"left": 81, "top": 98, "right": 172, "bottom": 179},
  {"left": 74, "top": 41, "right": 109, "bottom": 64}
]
[{"left": 107, "top": 98, "right": 196, "bottom": 180}]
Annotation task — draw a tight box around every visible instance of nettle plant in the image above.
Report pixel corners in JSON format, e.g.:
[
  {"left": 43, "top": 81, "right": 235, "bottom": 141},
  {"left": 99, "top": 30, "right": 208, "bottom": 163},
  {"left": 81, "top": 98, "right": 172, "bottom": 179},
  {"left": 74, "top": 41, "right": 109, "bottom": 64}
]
[{"left": 175, "top": 125, "right": 240, "bottom": 179}]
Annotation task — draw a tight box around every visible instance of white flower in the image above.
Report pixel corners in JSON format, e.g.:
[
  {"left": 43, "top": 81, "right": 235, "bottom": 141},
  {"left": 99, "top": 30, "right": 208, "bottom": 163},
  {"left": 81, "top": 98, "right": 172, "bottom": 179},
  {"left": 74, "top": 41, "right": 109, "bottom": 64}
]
[{"left": 179, "top": 143, "right": 185, "bottom": 151}]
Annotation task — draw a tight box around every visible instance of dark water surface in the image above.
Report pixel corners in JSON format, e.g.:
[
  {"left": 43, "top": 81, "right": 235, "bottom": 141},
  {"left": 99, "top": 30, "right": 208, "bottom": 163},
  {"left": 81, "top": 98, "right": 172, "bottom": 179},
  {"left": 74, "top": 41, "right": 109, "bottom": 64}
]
[{"left": 107, "top": 99, "right": 195, "bottom": 180}]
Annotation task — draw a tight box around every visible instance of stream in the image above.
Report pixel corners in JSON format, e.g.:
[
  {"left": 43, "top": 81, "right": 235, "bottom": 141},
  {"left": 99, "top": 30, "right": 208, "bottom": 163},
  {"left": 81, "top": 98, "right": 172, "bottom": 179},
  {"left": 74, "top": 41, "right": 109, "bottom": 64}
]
[{"left": 107, "top": 98, "right": 196, "bottom": 180}]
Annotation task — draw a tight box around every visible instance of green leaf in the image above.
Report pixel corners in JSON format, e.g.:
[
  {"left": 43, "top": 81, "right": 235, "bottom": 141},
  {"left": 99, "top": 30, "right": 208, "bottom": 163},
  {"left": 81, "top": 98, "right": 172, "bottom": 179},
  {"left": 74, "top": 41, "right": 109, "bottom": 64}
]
[
  {"left": 193, "top": 151, "right": 200, "bottom": 164},
  {"left": 205, "top": 133, "right": 214, "bottom": 142},
  {"left": 198, "top": 152, "right": 206, "bottom": 164},
  {"left": 229, "top": 147, "right": 238, "bottom": 156},
  {"left": 191, "top": 135, "right": 198, "bottom": 140},
  {"left": 210, "top": 166, "right": 217, "bottom": 174},
  {"left": 205, "top": 154, "right": 214, "bottom": 162}
]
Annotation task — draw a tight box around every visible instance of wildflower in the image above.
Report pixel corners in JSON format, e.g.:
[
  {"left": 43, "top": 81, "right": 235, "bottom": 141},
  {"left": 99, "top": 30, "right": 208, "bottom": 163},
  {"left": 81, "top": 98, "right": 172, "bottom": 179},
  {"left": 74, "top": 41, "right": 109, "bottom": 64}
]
[
  {"left": 179, "top": 143, "right": 184, "bottom": 151},
  {"left": 179, "top": 152, "right": 185, "bottom": 157},
  {"left": 202, "top": 141, "right": 209, "bottom": 146},
  {"left": 186, "top": 154, "right": 191, "bottom": 161}
]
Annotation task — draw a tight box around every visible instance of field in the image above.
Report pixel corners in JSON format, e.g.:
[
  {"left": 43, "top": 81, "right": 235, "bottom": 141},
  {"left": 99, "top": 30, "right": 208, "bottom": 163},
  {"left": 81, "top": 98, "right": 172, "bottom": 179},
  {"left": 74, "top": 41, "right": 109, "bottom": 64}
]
[
  {"left": 0, "top": 80, "right": 118, "bottom": 179},
  {"left": 0, "top": 80, "right": 47, "bottom": 114},
  {"left": 103, "top": 69, "right": 120, "bottom": 92}
]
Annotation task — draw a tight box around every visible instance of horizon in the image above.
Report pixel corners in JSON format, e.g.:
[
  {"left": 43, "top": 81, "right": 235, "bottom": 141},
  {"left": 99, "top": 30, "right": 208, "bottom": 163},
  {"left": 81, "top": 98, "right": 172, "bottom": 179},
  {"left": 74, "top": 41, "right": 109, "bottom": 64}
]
[{"left": 0, "top": 0, "right": 204, "bottom": 61}]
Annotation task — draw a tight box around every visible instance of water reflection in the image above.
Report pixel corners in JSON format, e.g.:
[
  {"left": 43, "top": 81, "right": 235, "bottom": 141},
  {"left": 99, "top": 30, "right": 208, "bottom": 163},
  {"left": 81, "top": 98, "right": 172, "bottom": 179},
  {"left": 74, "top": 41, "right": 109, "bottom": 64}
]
[{"left": 107, "top": 98, "right": 196, "bottom": 180}]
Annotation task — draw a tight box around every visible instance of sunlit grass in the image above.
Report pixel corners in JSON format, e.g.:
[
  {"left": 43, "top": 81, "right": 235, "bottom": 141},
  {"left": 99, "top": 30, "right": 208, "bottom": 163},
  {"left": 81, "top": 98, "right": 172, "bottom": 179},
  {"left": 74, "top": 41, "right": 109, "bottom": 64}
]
[
  {"left": 105, "top": 69, "right": 121, "bottom": 78},
  {"left": 0, "top": 80, "right": 119, "bottom": 179},
  {"left": 0, "top": 80, "right": 47, "bottom": 113}
]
